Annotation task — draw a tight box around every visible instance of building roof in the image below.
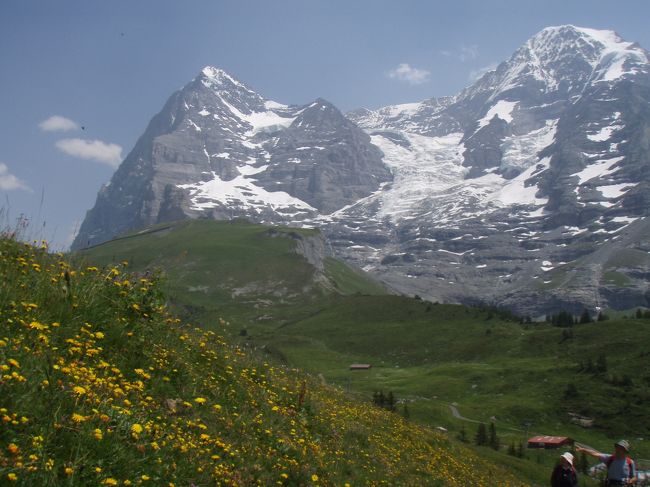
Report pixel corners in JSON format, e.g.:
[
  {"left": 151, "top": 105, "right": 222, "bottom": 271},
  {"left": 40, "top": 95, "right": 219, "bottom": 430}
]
[{"left": 528, "top": 435, "right": 573, "bottom": 444}]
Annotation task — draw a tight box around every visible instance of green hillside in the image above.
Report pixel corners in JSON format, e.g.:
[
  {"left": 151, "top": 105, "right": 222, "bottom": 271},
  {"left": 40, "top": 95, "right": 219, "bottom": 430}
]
[
  {"left": 0, "top": 236, "right": 524, "bottom": 486},
  {"left": 76, "top": 220, "right": 385, "bottom": 324},
  {"left": 76, "top": 220, "right": 650, "bottom": 485}
]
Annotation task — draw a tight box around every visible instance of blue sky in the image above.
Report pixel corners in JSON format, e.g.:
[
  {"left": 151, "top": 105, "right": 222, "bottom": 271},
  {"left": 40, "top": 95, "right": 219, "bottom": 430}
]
[{"left": 1, "top": 0, "right": 649, "bottom": 249}]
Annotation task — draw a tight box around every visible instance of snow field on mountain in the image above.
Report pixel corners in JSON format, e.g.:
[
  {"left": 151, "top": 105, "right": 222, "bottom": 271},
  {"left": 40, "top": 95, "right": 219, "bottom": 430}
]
[
  {"left": 178, "top": 172, "right": 315, "bottom": 213},
  {"left": 477, "top": 100, "right": 519, "bottom": 130},
  {"left": 364, "top": 120, "right": 556, "bottom": 225}
]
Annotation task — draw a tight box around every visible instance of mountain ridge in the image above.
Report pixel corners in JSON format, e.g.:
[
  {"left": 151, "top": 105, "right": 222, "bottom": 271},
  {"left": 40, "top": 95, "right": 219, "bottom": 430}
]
[{"left": 72, "top": 24, "right": 650, "bottom": 315}]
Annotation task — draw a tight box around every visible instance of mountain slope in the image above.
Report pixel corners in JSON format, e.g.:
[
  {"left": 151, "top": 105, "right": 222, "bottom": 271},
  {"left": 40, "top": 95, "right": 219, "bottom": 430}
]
[
  {"left": 73, "top": 25, "right": 650, "bottom": 314},
  {"left": 340, "top": 25, "right": 650, "bottom": 314},
  {"left": 75, "top": 219, "right": 386, "bottom": 325},
  {"left": 1, "top": 236, "right": 525, "bottom": 486}
]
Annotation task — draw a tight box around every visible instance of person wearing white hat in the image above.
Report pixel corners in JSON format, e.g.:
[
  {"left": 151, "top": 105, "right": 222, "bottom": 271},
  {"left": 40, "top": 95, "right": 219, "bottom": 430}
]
[
  {"left": 577, "top": 440, "right": 637, "bottom": 485},
  {"left": 551, "top": 451, "right": 579, "bottom": 487}
]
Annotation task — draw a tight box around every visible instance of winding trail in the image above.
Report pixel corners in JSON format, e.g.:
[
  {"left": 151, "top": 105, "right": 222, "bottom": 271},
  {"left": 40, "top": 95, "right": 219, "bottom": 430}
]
[{"left": 449, "top": 404, "right": 480, "bottom": 423}]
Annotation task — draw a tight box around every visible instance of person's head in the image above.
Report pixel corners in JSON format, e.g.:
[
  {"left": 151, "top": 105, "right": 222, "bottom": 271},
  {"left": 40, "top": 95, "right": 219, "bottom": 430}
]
[
  {"left": 614, "top": 440, "right": 630, "bottom": 458},
  {"left": 560, "top": 452, "right": 574, "bottom": 469}
]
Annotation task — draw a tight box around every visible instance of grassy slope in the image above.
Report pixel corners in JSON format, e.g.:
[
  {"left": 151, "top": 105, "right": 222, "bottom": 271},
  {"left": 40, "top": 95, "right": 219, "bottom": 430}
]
[
  {"left": 0, "top": 237, "right": 525, "bottom": 486},
  {"left": 76, "top": 220, "right": 384, "bottom": 324},
  {"left": 77, "top": 221, "right": 650, "bottom": 485}
]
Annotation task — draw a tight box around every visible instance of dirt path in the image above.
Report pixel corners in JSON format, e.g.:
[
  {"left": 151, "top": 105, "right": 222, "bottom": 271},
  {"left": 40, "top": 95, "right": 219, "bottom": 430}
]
[{"left": 449, "top": 404, "right": 480, "bottom": 423}]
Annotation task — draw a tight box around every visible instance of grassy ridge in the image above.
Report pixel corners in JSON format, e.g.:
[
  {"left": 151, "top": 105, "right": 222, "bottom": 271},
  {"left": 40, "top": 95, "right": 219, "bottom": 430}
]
[
  {"left": 76, "top": 220, "right": 385, "bottom": 325},
  {"left": 0, "top": 237, "right": 524, "bottom": 486}
]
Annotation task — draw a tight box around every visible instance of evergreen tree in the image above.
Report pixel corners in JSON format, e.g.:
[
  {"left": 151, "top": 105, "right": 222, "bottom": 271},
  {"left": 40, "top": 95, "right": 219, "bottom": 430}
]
[
  {"left": 402, "top": 402, "right": 410, "bottom": 419},
  {"left": 596, "top": 354, "right": 608, "bottom": 373},
  {"left": 579, "top": 309, "right": 592, "bottom": 324},
  {"left": 489, "top": 422, "right": 499, "bottom": 450},
  {"left": 597, "top": 311, "right": 608, "bottom": 321},
  {"left": 636, "top": 308, "right": 643, "bottom": 319},
  {"left": 553, "top": 310, "right": 575, "bottom": 327},
  {"left": 516, "top": 442, "right": 525, "bottom": 458},
  {"left": 564, "top": 382, "right": 578, "bottom": 399},
  {"left": 475, "top": 423, "right": 488, "bottom": 446},
  {"left": 507, "top": 442, "right": 516, "bottom": 456},
  {"left": 386, "top": 391, "right": 396, "bottom": 412},
  {"left": 457, "top": 425, "right": 468, "bottom": 443}
]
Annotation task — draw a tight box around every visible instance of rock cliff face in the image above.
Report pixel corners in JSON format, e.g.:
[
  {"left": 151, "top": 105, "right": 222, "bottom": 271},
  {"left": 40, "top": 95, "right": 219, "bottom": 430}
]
[
  {"left": 74, "top": 26, "right": 650, "bottom": 316},
  {"left": 72, "top": 68, "right": 391, "bottom": 249}
]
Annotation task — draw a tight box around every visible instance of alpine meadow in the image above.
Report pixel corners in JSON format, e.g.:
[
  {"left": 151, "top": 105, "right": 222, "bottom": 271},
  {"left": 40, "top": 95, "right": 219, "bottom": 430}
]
[{"left": 2, "top": 2, "right": 650, "bottom": 486}]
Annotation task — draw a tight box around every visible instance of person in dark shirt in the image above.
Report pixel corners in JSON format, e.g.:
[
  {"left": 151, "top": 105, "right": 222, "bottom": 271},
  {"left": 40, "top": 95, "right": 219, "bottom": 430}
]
[{"left": 551, "top": 452, "right": 579, "bottom": 487}]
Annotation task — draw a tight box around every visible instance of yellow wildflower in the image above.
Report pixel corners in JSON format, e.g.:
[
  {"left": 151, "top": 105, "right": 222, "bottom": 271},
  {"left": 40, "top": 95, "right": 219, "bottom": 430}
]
[
  {"left": 7, "top": 473, "right": 17, "bottom": 482},
  {"left": 72, "top": 386, "right": 87, "bottom": 396},
  {"left": 194, "top": 397, "right": 207, "bottom": 404},
  {"left": 71, "top": 413, "right": 87, "bottom": 423}
]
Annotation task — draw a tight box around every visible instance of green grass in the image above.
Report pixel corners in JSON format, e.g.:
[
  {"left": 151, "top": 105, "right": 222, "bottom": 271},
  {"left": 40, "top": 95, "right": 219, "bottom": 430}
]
[
  {"left": 602, "top": 270, "right": 632, "bottom": 286},
  {"left": 323, "top": 258, "right": 386, "bottom": 295},
  {"left": 0, "top": 236, "right": 527, "bottom": 486},
  {"left": 76, "top": 220, "right": 650, "bottom": 486}
]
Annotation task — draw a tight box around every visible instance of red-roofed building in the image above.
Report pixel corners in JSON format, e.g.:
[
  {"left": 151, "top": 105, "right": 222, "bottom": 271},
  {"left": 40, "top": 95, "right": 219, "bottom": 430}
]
[{"left": 527, "top": 435, "right": 574, "bottom": 449}]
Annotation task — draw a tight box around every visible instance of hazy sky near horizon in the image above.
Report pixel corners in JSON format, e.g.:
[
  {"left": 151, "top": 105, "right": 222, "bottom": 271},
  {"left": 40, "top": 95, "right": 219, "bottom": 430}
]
[{"left": 1, "top": 0, "right": 649, "bottom": 249}]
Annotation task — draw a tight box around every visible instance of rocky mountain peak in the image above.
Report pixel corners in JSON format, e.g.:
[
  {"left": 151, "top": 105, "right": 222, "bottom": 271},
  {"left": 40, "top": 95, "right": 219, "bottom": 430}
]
[
  {"left": 468, "top": 26, "right": 649, "bottom": 102},
  {"left": 198, "top": 66, "right": 250, "bottom": 90}
]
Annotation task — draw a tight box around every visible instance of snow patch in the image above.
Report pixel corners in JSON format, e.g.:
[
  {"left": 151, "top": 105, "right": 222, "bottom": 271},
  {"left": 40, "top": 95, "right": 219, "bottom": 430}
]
[
  {"left": 587, "top": 124, "right": 623, "bottom": 142},
  {"left": 178, "top": 172, "right": 315, "bottom": 212},
  {"left": 597, "top": 183, "right": 636, "bottom": 199},
  {"left": 477, "top": 100, "right": 518, "bottom": 130},
  {"left": 571, "top": 156, "right": 623, "bottom": 184},
  {"left": 220, "top": 98, "right": 296, "bottom": 135}
]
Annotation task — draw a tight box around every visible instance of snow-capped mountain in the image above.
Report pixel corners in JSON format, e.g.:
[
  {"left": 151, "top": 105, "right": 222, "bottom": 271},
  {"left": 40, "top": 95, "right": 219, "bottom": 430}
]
[
  {"left": 74, "top": 26, "right": 650, "bottom": 315},
  {"left": 72, "top": 67, "right": 390, "bottom": 247}
]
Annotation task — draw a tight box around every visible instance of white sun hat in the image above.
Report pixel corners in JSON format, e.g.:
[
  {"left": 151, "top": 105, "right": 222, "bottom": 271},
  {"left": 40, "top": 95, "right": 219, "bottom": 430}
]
[{"left": 561, "top": 452, "right": 574, "bottom": 466}]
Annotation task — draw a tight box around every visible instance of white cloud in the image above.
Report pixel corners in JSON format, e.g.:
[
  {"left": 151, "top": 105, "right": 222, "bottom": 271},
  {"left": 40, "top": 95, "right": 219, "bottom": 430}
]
[
  {"left": 55, "top": 138, "right": 123, "bottom": 168},
  {"left": 469, "top": 62, "right": 498, "bottom": 82},
  {"left": 0, "top": 163, "right": 30, "bottom": 191},
  {"left": 459, "top": 45, "right": 479, "bottom": 62},
  {"left": 39, "top": 115, "right": 79, "bottom": 132},
  {"left": 387, "top": 63, "right": 431, "bottom": 85},
  {"left": 440, "top": 45, "right": 480, "bottom": 63}
]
